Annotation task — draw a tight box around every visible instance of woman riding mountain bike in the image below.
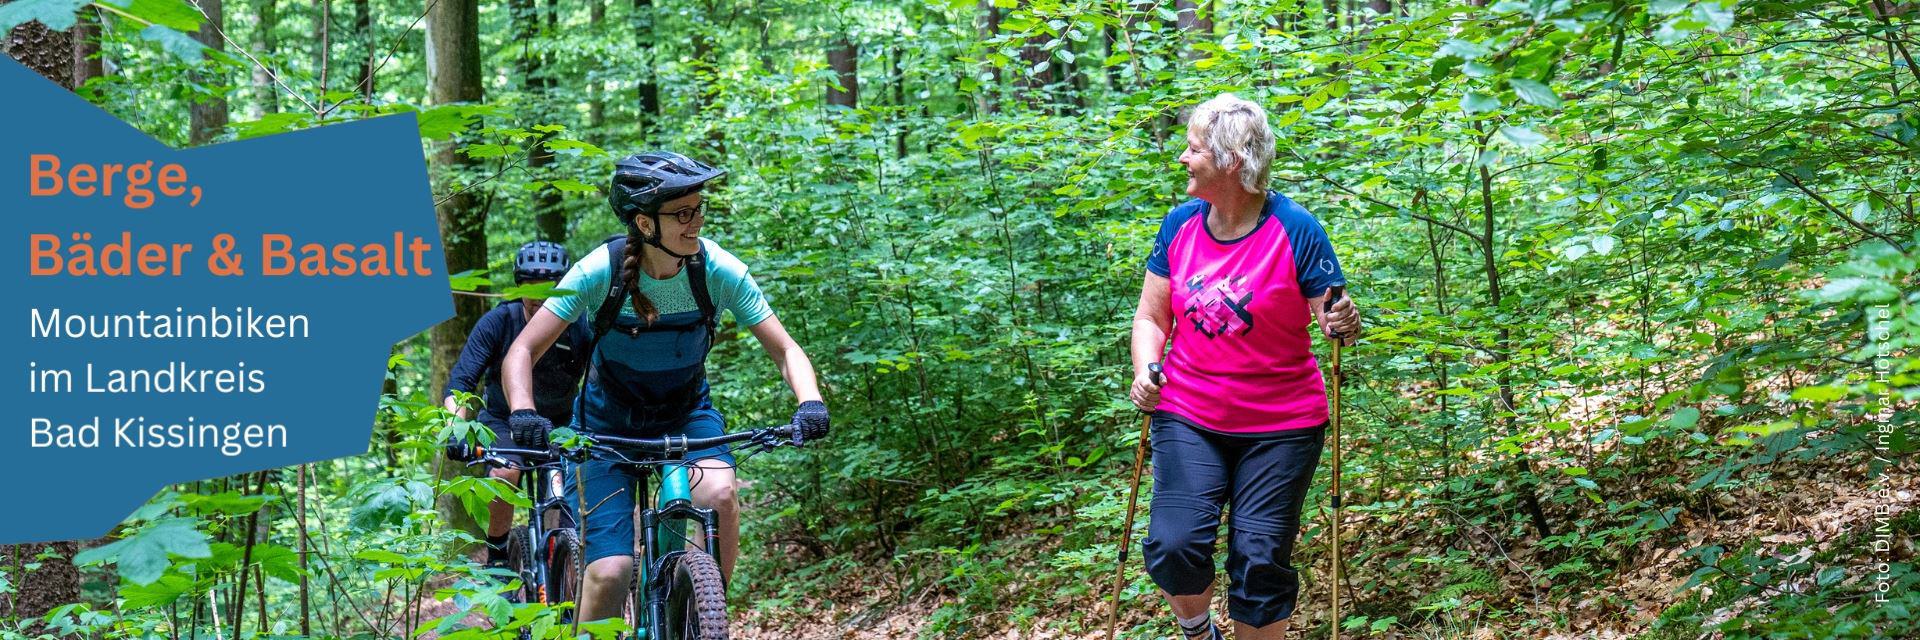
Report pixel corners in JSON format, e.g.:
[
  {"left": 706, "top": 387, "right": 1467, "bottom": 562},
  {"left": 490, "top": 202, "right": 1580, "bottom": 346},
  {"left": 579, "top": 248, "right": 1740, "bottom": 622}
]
[{"left": 500, "top": 151, "right": 829, "bottom": 623}]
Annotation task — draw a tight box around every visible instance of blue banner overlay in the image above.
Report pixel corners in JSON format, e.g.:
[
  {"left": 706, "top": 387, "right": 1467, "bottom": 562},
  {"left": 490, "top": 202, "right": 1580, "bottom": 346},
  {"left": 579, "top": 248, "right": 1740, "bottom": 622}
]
[{"left": 2, "top": 58, "right": 450, "bottom": 543}]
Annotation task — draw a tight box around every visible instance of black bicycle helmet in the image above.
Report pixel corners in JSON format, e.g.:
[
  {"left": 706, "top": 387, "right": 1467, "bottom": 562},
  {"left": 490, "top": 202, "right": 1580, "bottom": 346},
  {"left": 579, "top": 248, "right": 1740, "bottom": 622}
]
[
  {"left": 607, "top": 151, "right": 726, "bottom": 225},
  {"left": 514, "top": 240, "right": 570, "bottom": 283}
]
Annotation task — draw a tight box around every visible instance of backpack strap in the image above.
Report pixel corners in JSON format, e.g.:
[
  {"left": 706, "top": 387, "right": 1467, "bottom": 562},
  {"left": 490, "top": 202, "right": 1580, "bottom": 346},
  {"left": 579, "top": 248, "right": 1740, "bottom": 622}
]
[
  {"left": 685, "top": 248, "right": 718, "bottom": 344},
  {"left": 592, "top": 236, "right": 629, "bottom": 339}
]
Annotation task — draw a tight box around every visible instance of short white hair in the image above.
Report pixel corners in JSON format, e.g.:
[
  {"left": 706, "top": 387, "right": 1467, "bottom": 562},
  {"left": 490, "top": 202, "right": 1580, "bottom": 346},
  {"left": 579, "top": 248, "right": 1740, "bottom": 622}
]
[{"left": 1189, "top": 93, "right": 1275, "bottom": 195}]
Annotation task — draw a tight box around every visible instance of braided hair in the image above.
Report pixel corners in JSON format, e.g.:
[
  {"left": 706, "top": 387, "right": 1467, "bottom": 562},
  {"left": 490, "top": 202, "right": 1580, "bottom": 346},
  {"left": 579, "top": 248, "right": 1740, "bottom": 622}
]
[{"left": 618, "top": 225, "right": 662, "bottom": 326}]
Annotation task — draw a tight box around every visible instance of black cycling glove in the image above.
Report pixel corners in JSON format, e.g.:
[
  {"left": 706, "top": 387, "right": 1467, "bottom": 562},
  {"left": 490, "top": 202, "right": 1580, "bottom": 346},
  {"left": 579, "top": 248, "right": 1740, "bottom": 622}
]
[
  {"left": 791, "top": 400, "right": 829, "bottom": 444},
  {"left": 508, "top": 410, "right": 553, "bottom": 450},
  {"left": 444, "top": 433, "right": 478, "bottom": 462}
]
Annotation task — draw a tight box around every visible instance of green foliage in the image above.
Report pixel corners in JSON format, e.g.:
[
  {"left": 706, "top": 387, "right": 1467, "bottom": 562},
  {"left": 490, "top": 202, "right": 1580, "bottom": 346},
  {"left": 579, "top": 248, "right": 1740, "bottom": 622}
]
[
  {"left": 71, "top": 518, "right": 211, "bottom": 586},
  {"left": 11, "top": 0, "right": 1914, "bottom": 637}
]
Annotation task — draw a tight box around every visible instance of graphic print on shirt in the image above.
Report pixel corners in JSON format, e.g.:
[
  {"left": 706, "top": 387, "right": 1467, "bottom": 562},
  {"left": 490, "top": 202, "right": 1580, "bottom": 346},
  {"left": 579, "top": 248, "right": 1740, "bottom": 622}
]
[{"left": 1183, "top": 272, "right": 1255, "bottom": 338}]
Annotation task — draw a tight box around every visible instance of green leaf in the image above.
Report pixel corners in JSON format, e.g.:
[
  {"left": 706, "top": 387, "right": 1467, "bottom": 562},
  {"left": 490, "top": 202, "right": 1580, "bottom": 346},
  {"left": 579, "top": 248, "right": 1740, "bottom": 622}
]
[
  {"left": 107, "top": 0, "right": 205, "bottom": 31},
  {"left": 1789, "top": 385, "right": 1848, "bottom": 402},
  {"left": 1461, "top": 92, "right": 1500, "bottom": 116},
  {"left": 180, "top": 491, "right": 268, "bottom": 516},
  {"left": 1649, "top": 0, "right": 1689, "bottom": 15},
  {"left": 1438, "top": 38, "right": 1490, "bottom": 60},
  {"left": 1590, "top": 235, "right": 1617, "bottom": 255},
  {"left": 959, "top": 122, "right": 1002, "bottom": 148},
  {"left": 1667, "top": 407, "right": 1701, "bottom": 429},
  {"left": 0, "top": 0, "right": 89, "bottom": 32},
  {"left": 138, "top": 24, "right": 207, "bottom": 63},
  {"left": 447, "top": 270, "right": 491, "bottom": 292},
  {"left": 118, "top": 575, "right": 195, "bottom": 608},
  {"left": 1508, "top": 78, "right": 1563, "bottom": 109},
  {"left": 1499, "top": 125, "right": 1546, "bottom": 147},
  {"left": 73, "top": 518, "right": 212, "bottom": 586},
  {"left": 546, "top": 179, "right": 598, "bottom": 194},
  {"left": 228, "top": 112, "right": 315, "bottom": 140},
  {"left": 463, "top": 143, "right": 518, "bottom": 159},
  {"left": 416, "top": 105, "right": 497, "bottom": 141},
  {"left": 349, "top": 480, "right": 432, "bottom": 531},
  {"left": 354, "top": 549, "right": 410, "bottom": 565},
  {"left": 543, "top": 138, "right": 607, "bottom": 157},
  {"left": 499, "top": 282, "right": 574, "bottom": 302},
  {"left": 1696, "top": 1, "right": 1735, "bottom": 31}
]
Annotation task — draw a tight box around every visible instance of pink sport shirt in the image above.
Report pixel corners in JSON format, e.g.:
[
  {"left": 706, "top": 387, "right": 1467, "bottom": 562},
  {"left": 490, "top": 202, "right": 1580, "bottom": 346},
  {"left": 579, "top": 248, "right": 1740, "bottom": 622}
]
[{"left": 1145, "top": 192, "right": 1346, "bottom": 434}]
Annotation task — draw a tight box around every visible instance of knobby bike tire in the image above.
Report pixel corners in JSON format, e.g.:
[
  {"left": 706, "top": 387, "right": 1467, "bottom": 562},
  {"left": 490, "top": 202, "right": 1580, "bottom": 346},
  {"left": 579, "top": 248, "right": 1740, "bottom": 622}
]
[
  {"left": 662, "top": 550, "right": 728, "bottom": 640},
  {"left": 506, "top": 528, "right": 535, "bottom": 603},
  {"left": 545, "top": 528, "right": 584, "bottom": 611}
]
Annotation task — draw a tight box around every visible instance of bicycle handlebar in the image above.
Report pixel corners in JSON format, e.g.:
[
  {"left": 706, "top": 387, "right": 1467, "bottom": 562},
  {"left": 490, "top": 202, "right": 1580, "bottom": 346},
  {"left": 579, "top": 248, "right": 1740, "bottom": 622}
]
[
  {"left": 469, "top": 421, "right": 818, "bottom": 469},
  {"left": 583, "top": 422, "right": 808, "bottom": 456}
]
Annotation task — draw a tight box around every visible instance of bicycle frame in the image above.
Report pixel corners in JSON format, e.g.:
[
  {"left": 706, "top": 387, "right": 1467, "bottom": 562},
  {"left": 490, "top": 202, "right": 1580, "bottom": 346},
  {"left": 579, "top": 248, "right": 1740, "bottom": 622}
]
[
  {"left": 625, "top": 462, "right": 720, "bottom": 639},
  {"left": 477, "top": 448, "right": 574, "bottom": 607},
  {"left": 520, "top": 462, "right": 573, "bottom": 605}
]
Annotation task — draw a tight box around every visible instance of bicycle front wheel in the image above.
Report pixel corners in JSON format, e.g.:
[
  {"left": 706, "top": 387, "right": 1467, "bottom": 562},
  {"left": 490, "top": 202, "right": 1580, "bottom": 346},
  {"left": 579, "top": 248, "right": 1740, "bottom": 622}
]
[
  {"left": 505, "top": 528, "right": 535, "bottom": 603},
  {"left": 661, "top": 550, "right": 727, "bottom": 640},
  {"left": 544, "top": 528, "right": 584, "bottom": 608}
]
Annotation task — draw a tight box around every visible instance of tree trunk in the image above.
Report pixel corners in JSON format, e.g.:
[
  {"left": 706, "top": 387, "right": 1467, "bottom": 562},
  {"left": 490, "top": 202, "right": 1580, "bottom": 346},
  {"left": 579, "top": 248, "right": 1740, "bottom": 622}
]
[
  {"left": 517, "top": 0, "right": 565, "bottom": 241},
  {"left": 975, "top": 0, "right": 999, "bottom": 114},
  {"left": 190, "top": 0, "right": 228, "bottom": 145},
  {"left": 427, "top": 0, "right": 486, "bottom": 539},
  {"left": 313, "top": 0, "right": 330, "bottom": 96},
  {"left": 2, "top": 25, "right": 90, "bottom": 613},
  {"left": 252, "top": 0, "right": 278, "bottom": 116},
  {"left": 631, "top": 0, "right": 659, "bottom": 139},
  {"left": 588, "top": 0, "right": 605, "bottom": 128},
  {"left": 1175, "top": 0, "right": 1212, "bottom": 35},
  {"left": 892, "top": 44, "right": 906, "bottom": 158},
  {"left": 354, "top": 0, "right": 372, "bottom": 101},
  {"left": 1476, "top": 136, "right": 1553, "bottom": 540},
  {"left": 5, "top": 19, "right": 74, "bottom": 89},
  {"left": 0, "top": 542, "right": 82, "bottom": 624},
  {"left": 72, "top": 8, "right": 102, "bottom": 88},
  {"left": 826, "top": 37, "right": 858, "bottom": 108}
]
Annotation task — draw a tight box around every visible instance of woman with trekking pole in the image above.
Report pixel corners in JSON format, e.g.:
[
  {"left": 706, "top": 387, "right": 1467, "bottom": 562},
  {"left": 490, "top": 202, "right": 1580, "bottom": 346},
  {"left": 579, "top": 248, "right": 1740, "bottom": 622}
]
[{"left": 1124, "top": 93, "right": 1361, "bottom": 640}]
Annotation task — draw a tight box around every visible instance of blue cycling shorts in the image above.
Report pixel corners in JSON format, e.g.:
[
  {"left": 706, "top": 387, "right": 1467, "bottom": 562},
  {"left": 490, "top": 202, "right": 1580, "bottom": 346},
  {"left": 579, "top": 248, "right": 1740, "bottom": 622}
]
[{"left": 562, "top": 405, "right": 736, "bottom": 565}]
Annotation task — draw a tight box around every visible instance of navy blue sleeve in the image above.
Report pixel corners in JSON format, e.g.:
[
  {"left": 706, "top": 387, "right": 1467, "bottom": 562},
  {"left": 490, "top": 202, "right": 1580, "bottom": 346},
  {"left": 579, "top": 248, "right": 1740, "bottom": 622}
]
[
  {"left": 1274, "top": 195, "right": 1346, "bottom": 298},
  {"left": 1145, "top": 201, "right": 1204, "bottom": 278},
  {"left": 444, "top": 306, "right": 508, "bottom": 398}
]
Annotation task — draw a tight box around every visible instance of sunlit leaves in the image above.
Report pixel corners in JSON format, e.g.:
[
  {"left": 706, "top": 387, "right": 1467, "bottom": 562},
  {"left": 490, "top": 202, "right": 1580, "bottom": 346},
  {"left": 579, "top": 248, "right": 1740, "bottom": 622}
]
[
  {"left": 0, "top": 0, "right": 90, "bottom": 32},
  {"left": 1508, "top": 78, "right": 1563, "bottom": 109},
  {"left": 72, "top": 518, "right": 212, "bottom": 585}
]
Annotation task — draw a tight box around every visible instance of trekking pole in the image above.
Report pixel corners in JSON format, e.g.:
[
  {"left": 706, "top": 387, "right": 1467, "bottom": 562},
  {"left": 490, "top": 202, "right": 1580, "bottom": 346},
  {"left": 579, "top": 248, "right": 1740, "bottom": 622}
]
[
  {"left": 1326, "top": 285, "right": 1347, "bottom": 640},
  {"left": 1105, "top": 362, "right": 1163, "bottom": 640}
]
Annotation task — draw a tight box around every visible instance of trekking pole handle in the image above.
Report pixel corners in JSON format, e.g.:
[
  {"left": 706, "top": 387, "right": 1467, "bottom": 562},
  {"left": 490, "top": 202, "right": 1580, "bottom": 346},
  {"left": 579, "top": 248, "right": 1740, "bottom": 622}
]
[
  {"left": 1323, "top": 285, "right": 1348, "bottom": 341},
  {"left": 1147, "top": 362, "right": 1164, "bottom": 386}
]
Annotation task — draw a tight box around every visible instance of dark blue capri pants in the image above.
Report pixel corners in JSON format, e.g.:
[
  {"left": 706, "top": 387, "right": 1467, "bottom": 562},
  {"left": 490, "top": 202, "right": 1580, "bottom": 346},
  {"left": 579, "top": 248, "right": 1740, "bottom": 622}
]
[{"left": 1142, "top": 413, "right": 1325, "bottom": 628}]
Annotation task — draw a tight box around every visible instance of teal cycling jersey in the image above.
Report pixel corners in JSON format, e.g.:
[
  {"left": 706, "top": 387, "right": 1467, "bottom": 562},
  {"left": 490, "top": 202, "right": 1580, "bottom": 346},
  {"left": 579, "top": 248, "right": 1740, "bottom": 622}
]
[{"left": 546, "top": 237, "right": 773, "bottom": 329}]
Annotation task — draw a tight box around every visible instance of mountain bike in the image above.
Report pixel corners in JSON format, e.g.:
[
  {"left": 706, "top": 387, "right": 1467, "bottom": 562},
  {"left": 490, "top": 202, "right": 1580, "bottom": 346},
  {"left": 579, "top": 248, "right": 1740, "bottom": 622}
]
[
  {"left": 477, "top": 418, "right": 824, "bottom": 640},
  {"left": 456, "top": 441, "right": 580, "bottom": 609}
]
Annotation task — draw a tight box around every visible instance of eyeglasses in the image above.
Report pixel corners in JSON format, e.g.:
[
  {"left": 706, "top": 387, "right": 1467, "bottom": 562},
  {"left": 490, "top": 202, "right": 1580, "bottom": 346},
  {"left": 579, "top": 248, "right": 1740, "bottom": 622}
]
[{"left": 659, "top": 201, "right": 705, "bottom": 225}]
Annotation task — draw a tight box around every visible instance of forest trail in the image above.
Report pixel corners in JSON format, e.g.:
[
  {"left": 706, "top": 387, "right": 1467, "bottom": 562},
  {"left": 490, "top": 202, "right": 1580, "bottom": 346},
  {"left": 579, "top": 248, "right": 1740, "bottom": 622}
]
[{"left": 732, "top": 456, "right": 1916, "bottom": 639}]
